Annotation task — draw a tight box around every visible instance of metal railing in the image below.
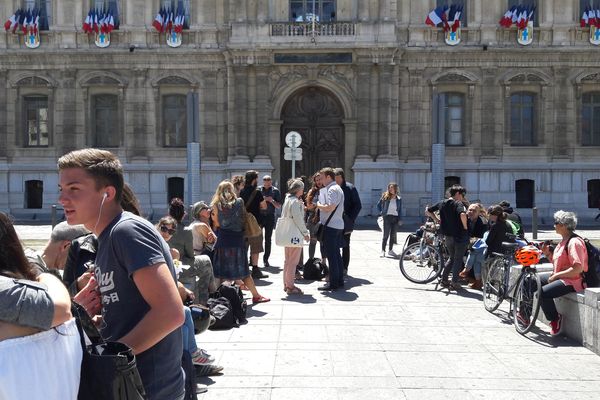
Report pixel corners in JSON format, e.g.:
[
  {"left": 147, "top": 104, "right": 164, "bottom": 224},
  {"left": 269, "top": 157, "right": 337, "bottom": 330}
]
[{"left": 270, "top": 21, "right": 356, "bottom": 37}]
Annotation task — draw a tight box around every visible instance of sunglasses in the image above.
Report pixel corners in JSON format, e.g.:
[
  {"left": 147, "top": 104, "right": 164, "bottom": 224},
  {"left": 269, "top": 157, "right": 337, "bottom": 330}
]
[
  {"left": 553, "top": 221, "right": 562, "bottom": 226},
  {"left": 160, "top": 225, "right": 176, "bottom": 235}
]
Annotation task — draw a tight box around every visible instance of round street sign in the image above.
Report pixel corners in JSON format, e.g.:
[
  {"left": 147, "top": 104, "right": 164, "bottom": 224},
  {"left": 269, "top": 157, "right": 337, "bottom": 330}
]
[{"left": 285, "top": 131, "right": 302, "bottom": 148}]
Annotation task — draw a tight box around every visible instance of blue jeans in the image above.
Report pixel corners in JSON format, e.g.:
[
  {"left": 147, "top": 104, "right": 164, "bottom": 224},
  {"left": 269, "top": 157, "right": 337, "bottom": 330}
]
[
  {"left": 465, "top": 248, "right": 485, "bottom": 279},
  {"left": 182, "top": 307, "right": 197, "bottom": 354},
  {"left": 323, "top": 226, "right": 344, "bottom": 288}
]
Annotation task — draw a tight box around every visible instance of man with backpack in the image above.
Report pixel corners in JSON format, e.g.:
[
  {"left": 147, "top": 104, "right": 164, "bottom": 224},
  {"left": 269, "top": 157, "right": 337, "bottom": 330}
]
[
  {"left": 499, "top": 200, "right": 524, "bottom": 237},
  {"left": 426, "top": 185, "right": 469, "bottom": 290}
]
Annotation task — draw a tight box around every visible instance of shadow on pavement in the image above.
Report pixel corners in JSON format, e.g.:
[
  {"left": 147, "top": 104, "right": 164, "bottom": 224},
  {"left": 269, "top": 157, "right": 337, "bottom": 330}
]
[
  {"left": 343, "top": 276, "right": 372, "bottom": 290},
  {"left": 262, "top": 265, "right": 281, "bottom": 274},
  {"left": 246, "top": 308, "right": 268, "bottom": 318},
  {"left": 281, "top": 294, "right": 317, "bottom": 304},
  {"left": 252, "top": 280, "right": 273, "bottom": 287},
  {"left": 320, "top": 290, "right": 359, "bottom": 302}
]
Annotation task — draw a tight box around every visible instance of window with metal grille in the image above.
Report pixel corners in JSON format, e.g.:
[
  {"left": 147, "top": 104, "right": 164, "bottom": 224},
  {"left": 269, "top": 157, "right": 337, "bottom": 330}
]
[
  {"left": 582, "top": 92, "right": 600, "bottom": 146},
  {"left": 163, "top": 94, "right": 187, "bottom": 147},
  {"left": 22, "top": 0, "right": 51, "bottom": 30},
  {"left": 290, "top": 0, "right": 336, "bottom": 22},
  {"left": 92, "top": 94, "right": 119, "bottom": 147},
  {"left": 24, "top": 96, "right": 49, "bottom": 147},
  {"left": 510, "top": 92, "right": 536, "bottom": 146}
]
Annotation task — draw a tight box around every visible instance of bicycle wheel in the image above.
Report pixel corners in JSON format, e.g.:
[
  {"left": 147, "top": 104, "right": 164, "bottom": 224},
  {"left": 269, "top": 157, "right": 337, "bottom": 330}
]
[
  {"left": 399, "top": 242, "right": 444, "bottom": 284},
  {"left": 481, "top": 256, "right": 506, "bottom": 313},
  {"left": 512, "top": 269, "right": 542, "bottom": 335}
]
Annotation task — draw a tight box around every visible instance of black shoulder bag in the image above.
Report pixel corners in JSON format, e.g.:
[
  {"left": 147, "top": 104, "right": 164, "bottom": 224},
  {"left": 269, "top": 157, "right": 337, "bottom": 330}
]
[{"left": 315, "top": 204, "right": 339, "bottom": 242}]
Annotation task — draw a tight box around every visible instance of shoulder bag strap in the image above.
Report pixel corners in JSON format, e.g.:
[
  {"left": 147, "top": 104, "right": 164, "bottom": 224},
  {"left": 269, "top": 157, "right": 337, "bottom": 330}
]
[
  {"left": 322, "top": 204, "right": 339, "bottom": 229},
  {"left": 244, "top": 190, "right": 258, "bottom": 211}
]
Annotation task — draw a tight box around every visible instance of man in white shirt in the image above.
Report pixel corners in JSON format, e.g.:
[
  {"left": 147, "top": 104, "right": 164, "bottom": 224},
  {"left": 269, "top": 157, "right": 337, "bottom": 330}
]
[{"left": 316, "top": 167, "right": 345, "bottom": 291}]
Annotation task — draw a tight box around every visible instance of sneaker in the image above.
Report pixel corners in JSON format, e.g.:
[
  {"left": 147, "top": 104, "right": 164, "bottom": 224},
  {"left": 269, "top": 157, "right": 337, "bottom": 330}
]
[
  {"left": 195, "top": 363, "right": 224, "bottom": 377},
  {"left": 197, "top": 349, "right": 215, "bottom": 363},
  {"left": 516, "top": 311, "right": 530, "bottom": 327},
  {"left": 550, "top": 314, "right": 563, "bottom": 336},
  {"left": 192, "top": 350, "right": 213, "bottom": 365},
  {"left": 387, "top": 250, "right": 397, "bottom": 258}
]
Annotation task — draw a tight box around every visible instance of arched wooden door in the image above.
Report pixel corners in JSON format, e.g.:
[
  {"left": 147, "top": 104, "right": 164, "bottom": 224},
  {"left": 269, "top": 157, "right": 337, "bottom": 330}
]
[{"left": 280, "top": 87, "right": 344, "bottom": 184}]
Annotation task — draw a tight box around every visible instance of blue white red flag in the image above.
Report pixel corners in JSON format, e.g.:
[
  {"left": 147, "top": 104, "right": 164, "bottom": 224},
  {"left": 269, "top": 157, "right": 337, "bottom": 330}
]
[
  {"left": 499, "top": 5, "right": 516, "bottom": 28},
  {"left": 4, "top": 10, "right": 19, "bottom": 31},
  {"left": 581, "top": 7, "right": 590, "bottom": 27},
  {"left": 451, "top": 5, "right": 462, "bottom": 32},
  {"left": 153, "top": 7, "right": 164, "bottom": 32},
  {"left": 425, "top": 6, "right": 447, "bottom": 27}
]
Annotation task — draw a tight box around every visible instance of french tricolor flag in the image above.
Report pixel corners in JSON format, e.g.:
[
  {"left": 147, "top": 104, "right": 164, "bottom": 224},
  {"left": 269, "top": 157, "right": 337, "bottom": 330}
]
[{"left": 425, "top": 6, "right": 448, "bottom": 27}]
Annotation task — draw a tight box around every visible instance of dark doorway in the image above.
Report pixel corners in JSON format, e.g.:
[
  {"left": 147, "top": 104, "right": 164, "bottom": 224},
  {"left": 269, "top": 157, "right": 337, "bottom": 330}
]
[
  {"left": 167, "top": 177, "right": 184, "bottom": 203},
  {"left": 25, "top": 180, "right": 43, "bottom": 209},
  {"left": 280, "top": 87, "right": 344, "bottom": 184},
  {"left": 588, "top": 179, "right": 600, "bottom": 209},
  {"left": 515, "top": 179, "right": 535, "bottom": 208}
]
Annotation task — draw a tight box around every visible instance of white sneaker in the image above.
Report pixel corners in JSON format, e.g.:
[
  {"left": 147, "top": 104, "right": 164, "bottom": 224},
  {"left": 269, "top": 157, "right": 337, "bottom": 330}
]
[{"left": 388, "top": 250, "right": 397, "bottom": 258}]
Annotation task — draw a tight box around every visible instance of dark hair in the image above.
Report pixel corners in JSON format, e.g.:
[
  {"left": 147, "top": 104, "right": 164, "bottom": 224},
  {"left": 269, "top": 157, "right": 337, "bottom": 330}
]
[
  {"left": 121, "top": 183, "right": 142, "bottom": 216},
  {"left": 333, "top": 168, "right": 345, "bottom": 180},
  {"left": 306, "top": 172, "right": 321, "bottom": 204},
  {"left": 244, "top": 170, "right": 258, "bottom": 186},
  {"left": 0, "top": 212, "right": 38, "bottom": 280},
  {"left": 57, "top": 148, "right": 124, "bottom": 203},
  {"left": 169, "top": 197, "right": 185, "bottom": 223},
  {"left": 487, "top": 205, "right": 507, "bottom": 222},
  {"left": 320, "top": 167, "right": 335, "bottom": 180},
  {"left": 449, "top": 184, "right": 466, "bottom": 197}
]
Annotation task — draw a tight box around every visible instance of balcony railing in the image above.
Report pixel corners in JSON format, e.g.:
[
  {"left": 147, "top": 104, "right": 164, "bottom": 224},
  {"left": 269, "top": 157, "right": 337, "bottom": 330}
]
[{"left": 270, "top": 21, "right": 356, "bottom": 37}]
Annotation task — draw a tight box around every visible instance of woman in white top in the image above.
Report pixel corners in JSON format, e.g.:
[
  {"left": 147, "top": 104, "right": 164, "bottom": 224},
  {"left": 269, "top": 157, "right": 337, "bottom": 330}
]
[
  {"left": 0, "top": 211, "right": 82, "bottom": 400},
  {"left": 376, "top": 183, "right": 403, "bottom": 257},
  {"left": 281, "top": 179, "right": 310, "bottom": 295},
  {"left": 188, "top": 201, "right": 217, "bottom": 255}
]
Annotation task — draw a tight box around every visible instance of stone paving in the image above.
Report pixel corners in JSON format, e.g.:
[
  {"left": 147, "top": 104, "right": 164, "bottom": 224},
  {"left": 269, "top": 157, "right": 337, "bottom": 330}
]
[{"left": 14, "top": 224, "right": 600, "bottom": 399}]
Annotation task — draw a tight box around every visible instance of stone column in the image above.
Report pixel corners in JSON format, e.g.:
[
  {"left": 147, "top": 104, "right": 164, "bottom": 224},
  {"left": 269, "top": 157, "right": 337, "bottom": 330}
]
[
  {"left": 129, "top": 68, "right": 148, "bottom": 159},
  {"left": 480, "top": 68, "right": 498, "bottom": 157},
  {"left": 216, "top": 68, "right": 227, "bottom": 162},
  {"left": 355, "top": 63, "right": 370, "bottom": 158},
  {"left": 247, "top": 66, "right": 257, "bottom": 158},
  {"left": 247, "top": 0, "right": 257, "bottom": 22},
  {"left": 370, "top": 0, "right": 380, "bottom": 22},
  {"left": 257, "top": 0, "right": 268, "bottom": 23},
  {"left": 389, "top": 62, "right": 400, "bottom": 157},
  {"left": 235, "top": 0, "right": 247, "bottom": 22},
  {"left": 377, "top": 64, "right": 392, "bottom": 157},
  {"left": 255, "top": 67, "right": 269, "bottom": 157},
  {"left": 57, "top": 69, "right": 77, "bottom": 155},
  {"left": 234, "top": 66, "right": 248, "bottom": 158},
  {"left": 343, "top": 118, "right": 358, "bottom": 180},
  {"left": 268, "top": 119, "right": 283, "bottom": 179},
  {"left": 369, "top": 65, "right": 380, "bottom": 158},
  {"left": 0, "top": 69, "right": 6, "bottom": 158},
  {"left": 197, "top": 0, "right": 217, "bottom": 25},
  {"left": 406, "top": 68, "right": 425, "bottom": 159},
  {"left": 201, "top": 70, "right": 218, "bottom": 161},
  {"left": 224, "top": 53, "right": 237, "bottom": 160},
  {"left": 358, "top": 0, "right": 370, "bottom": 21}
]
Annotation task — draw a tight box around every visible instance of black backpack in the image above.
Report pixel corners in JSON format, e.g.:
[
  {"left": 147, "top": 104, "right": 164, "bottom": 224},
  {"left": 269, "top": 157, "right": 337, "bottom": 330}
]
[
  {"left": 214, "top": 284, "right": 247, "bottom": 324},
  {"left": 207, "top": 297, "right": 237, "bottom": 330},
  {"left": 566, "top": 234, "right": 600, "bottom": 288},
  {"left": 303, "top": 257, "right": 328, "bottom": 281}
]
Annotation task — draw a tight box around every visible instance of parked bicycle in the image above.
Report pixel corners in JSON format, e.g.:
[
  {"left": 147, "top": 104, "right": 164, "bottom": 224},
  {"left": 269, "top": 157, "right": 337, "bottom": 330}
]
[
  {"left": 482, "top": 243, "right": 543, "bottom": 334},
  {"left": 399, "top": 221, "right": 448, "bottom": 284}
]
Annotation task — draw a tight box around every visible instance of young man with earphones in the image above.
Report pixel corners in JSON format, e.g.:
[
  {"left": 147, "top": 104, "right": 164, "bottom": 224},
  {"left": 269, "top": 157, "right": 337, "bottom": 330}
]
[{"left": 58, "top": 148, "right": 185, "bottom": 400}]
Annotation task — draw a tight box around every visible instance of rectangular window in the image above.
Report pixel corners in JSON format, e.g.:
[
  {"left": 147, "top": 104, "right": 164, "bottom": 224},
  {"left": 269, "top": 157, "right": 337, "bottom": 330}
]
[
  {"left": 436, "top": 0, "right": 467, "bottom": 27},
  {"left": 163, "top": 95, "right": 187, "bottom": 147},
  {"left": 24, "top": 96, "right": 49, "bottom": 147},
  {"left": 94, "top": 0, "right": 120, "bottom": 28},
  {"left": 93, "top": 94, "right": 119, "bottom": 147},
  {"left": 582, "top": 92, "right": 600, "bottom": 146},
  {"left": 510, "top": 93, "right": 536, "bottom": 146},
  {"left": 435, "top": 92, "right": 464, "bottom": 146},
  {"left": 289, "top": 0, "right": 336, "bottom": 22},
  {"left": 161, "top": 0, "right": 191, "bottom": 29},
  {"left": 507, "top": 0, "right": 539, "bottom": 27},
  {"left": 23, "top": 0, "right": 51, "bottom": 30}
]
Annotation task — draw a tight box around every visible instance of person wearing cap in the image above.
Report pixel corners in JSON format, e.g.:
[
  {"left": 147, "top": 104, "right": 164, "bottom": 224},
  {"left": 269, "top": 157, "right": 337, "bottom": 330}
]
[
  {"left": 189, "top": 201, "right": 217, "bottom": 257},
  {"left": 259, "top": 175, "right": 282, "bottom": 269},
  {"left": 25, "top": 221, "right": 90, "bottom": 274},
  {"left": 425, "top": 184, "right": 469, "bottom": 290},
  {"left": 280, "top": 179, "right": 310, "bottom": 295}
]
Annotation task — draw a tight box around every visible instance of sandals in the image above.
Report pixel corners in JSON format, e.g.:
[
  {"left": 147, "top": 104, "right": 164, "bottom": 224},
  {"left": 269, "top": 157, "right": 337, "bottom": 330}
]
[
  {"left": 284, "top": 286, "right": 304, "bottom": 295},
  {"left": 252, "top": 295, "right": 270, "bottom": 304}
]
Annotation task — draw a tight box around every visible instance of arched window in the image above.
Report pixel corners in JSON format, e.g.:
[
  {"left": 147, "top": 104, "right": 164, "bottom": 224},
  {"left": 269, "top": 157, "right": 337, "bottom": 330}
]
[
  {"left": 162, "top": 94, "right": 188, "bottom": 147},
  {"left": 92, "top": 94, "right": 119, "bottom": 147},
  {"left": 510, "top": 92, "right": 536, "bottom": 146},
  {"left": 23, "top": 0, "right": 51, "bottom": 30},
  {"left": 588, "top": 179, "right": 600, "bottom": 209},
  {"left": 25, "top": 180, "right": 43, "bottom": 209},
  {"left": 24, "top": 96, "right": 49, "bottom": 147},
  {"left": 167, "top": 177, "right": 184, "bottom": 203},
  {"left": 582, "top": 92, "right": 600, "bottom": 146},
  {"left": 515, "top": 179, "right": 535, "bottom": 208},
  {"left": 290, "top": 0, "right": 336, "bottom": 22}
]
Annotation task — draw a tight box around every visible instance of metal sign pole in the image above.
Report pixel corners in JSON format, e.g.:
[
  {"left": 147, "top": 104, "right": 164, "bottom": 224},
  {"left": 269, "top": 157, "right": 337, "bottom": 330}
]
[{"left": 291, "top": 136, "right": 296, "bottom": 179}]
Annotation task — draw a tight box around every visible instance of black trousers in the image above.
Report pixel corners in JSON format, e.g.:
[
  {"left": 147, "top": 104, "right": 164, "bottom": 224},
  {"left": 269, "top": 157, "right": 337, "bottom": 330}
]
[
  {"left": 342, "top": 233, "right": 351, "bottom": 272},
  {"left": 262, "top": 214, "right": 275, "bottom": 264},
  {"left": 538, "top": 272, "right": 575, "bottom": 322}
]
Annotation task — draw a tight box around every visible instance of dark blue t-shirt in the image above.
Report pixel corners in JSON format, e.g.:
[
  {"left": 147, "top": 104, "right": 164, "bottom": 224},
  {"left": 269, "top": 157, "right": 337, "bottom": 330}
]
[{"left": 95, "top": 211, "right": 184, "bottom": 400}]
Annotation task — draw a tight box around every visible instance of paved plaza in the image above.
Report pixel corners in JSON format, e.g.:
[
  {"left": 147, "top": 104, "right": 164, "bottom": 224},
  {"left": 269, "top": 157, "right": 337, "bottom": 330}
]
[{"left": 15, "top": 224, "right": 600, "bottom": 399}]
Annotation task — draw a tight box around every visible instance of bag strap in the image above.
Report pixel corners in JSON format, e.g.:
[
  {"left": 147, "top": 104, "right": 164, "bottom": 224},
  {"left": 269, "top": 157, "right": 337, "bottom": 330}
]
[
  {"left": 322, "top": 204, "right": 339, "bottom": 229},
  {"left": 244, "top": 190, "right": 258, "bottom": 211}
]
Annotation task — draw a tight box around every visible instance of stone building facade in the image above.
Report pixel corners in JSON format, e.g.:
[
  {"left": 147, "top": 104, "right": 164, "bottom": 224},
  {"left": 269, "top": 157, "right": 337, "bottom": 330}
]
[{"left": 1, "top": 0, "right": 599, "bottom": 221}]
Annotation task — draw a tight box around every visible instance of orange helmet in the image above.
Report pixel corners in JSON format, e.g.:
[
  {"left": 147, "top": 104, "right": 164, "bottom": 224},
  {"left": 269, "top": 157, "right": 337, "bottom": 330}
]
[{"left": 514, "top": 245, "right": 541, "bottom": 266}]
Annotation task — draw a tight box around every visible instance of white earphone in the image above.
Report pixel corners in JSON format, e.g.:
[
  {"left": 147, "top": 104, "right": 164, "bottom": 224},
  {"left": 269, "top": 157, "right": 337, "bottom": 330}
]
[{"left": 103, "top": 192, "right": 108, "bottom": 199}]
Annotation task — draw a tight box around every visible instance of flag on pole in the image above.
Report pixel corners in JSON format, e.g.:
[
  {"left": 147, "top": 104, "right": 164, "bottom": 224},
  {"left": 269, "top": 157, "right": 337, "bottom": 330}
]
[
  {"left": 31, "top": 9, "right": 39, "bottom": 35},
  {"left": 425, "top": 5, "right": 447, "bottom": 27},
  {"left": 500, "top": 5, "right": 516, "bottom": 28},
  {"left": 4, "top": 10, "right": 19, "bottom": 31},
  {"left": 83, "top": 9, "right": 92, "bottom": 33},
  {"left": 451, "top": 5, "right": 462, "bottom": 32},
  {"left": 153, "top": 7, "right": 164, "bottom": 32},
  {"left": 21, "top": 9, "right": 31, "bottom": 35},
  {"left": 581, "top": 6, "right": 590, "bottom": 27}
]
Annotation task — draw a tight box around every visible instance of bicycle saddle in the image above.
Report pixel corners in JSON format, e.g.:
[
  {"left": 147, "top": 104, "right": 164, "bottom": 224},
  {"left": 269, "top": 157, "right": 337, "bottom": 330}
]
[{"left": 501, "top": 242, "right": 519, "bottom": 251}]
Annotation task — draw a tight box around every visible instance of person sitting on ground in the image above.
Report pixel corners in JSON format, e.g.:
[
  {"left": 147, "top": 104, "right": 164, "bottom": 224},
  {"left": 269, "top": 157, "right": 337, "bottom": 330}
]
[
  {"left": 459, "top": 203, "right": 489, "bottom": 289},
  {"left": 168, "top": 198, "right": 216, "bottom": 306},
  {"left": 189, "top": 201, "right": 217, "bottom": 258},
  {"left": 281, "top": 179, "right": 310, "bottom": 295},
  {"left": 0, "top": 211, "right": 82, "bottom": 400},
  {"left": 25, "top": 221, "right": 90, "bottom": 275},
  {"left": 540, "top": 210, "right": 588, "bottom": 336},
  {"left": 377, "top": 182, "right": 402, "bottom": 258}
]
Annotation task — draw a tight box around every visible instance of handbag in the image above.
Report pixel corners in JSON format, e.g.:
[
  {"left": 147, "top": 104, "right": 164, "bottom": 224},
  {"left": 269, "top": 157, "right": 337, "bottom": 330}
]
[
  {"left": 316, "top": 204, "right": 339, "bottom": 242},
  {"left": 275, "top": 199, "right": 304, "bottom": 247},
  {"left": 73, "top": 304, "right": 146, "bottom": 400},
  {"left": 243, "top": 191, "right": 262, "bottom": 239}
]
